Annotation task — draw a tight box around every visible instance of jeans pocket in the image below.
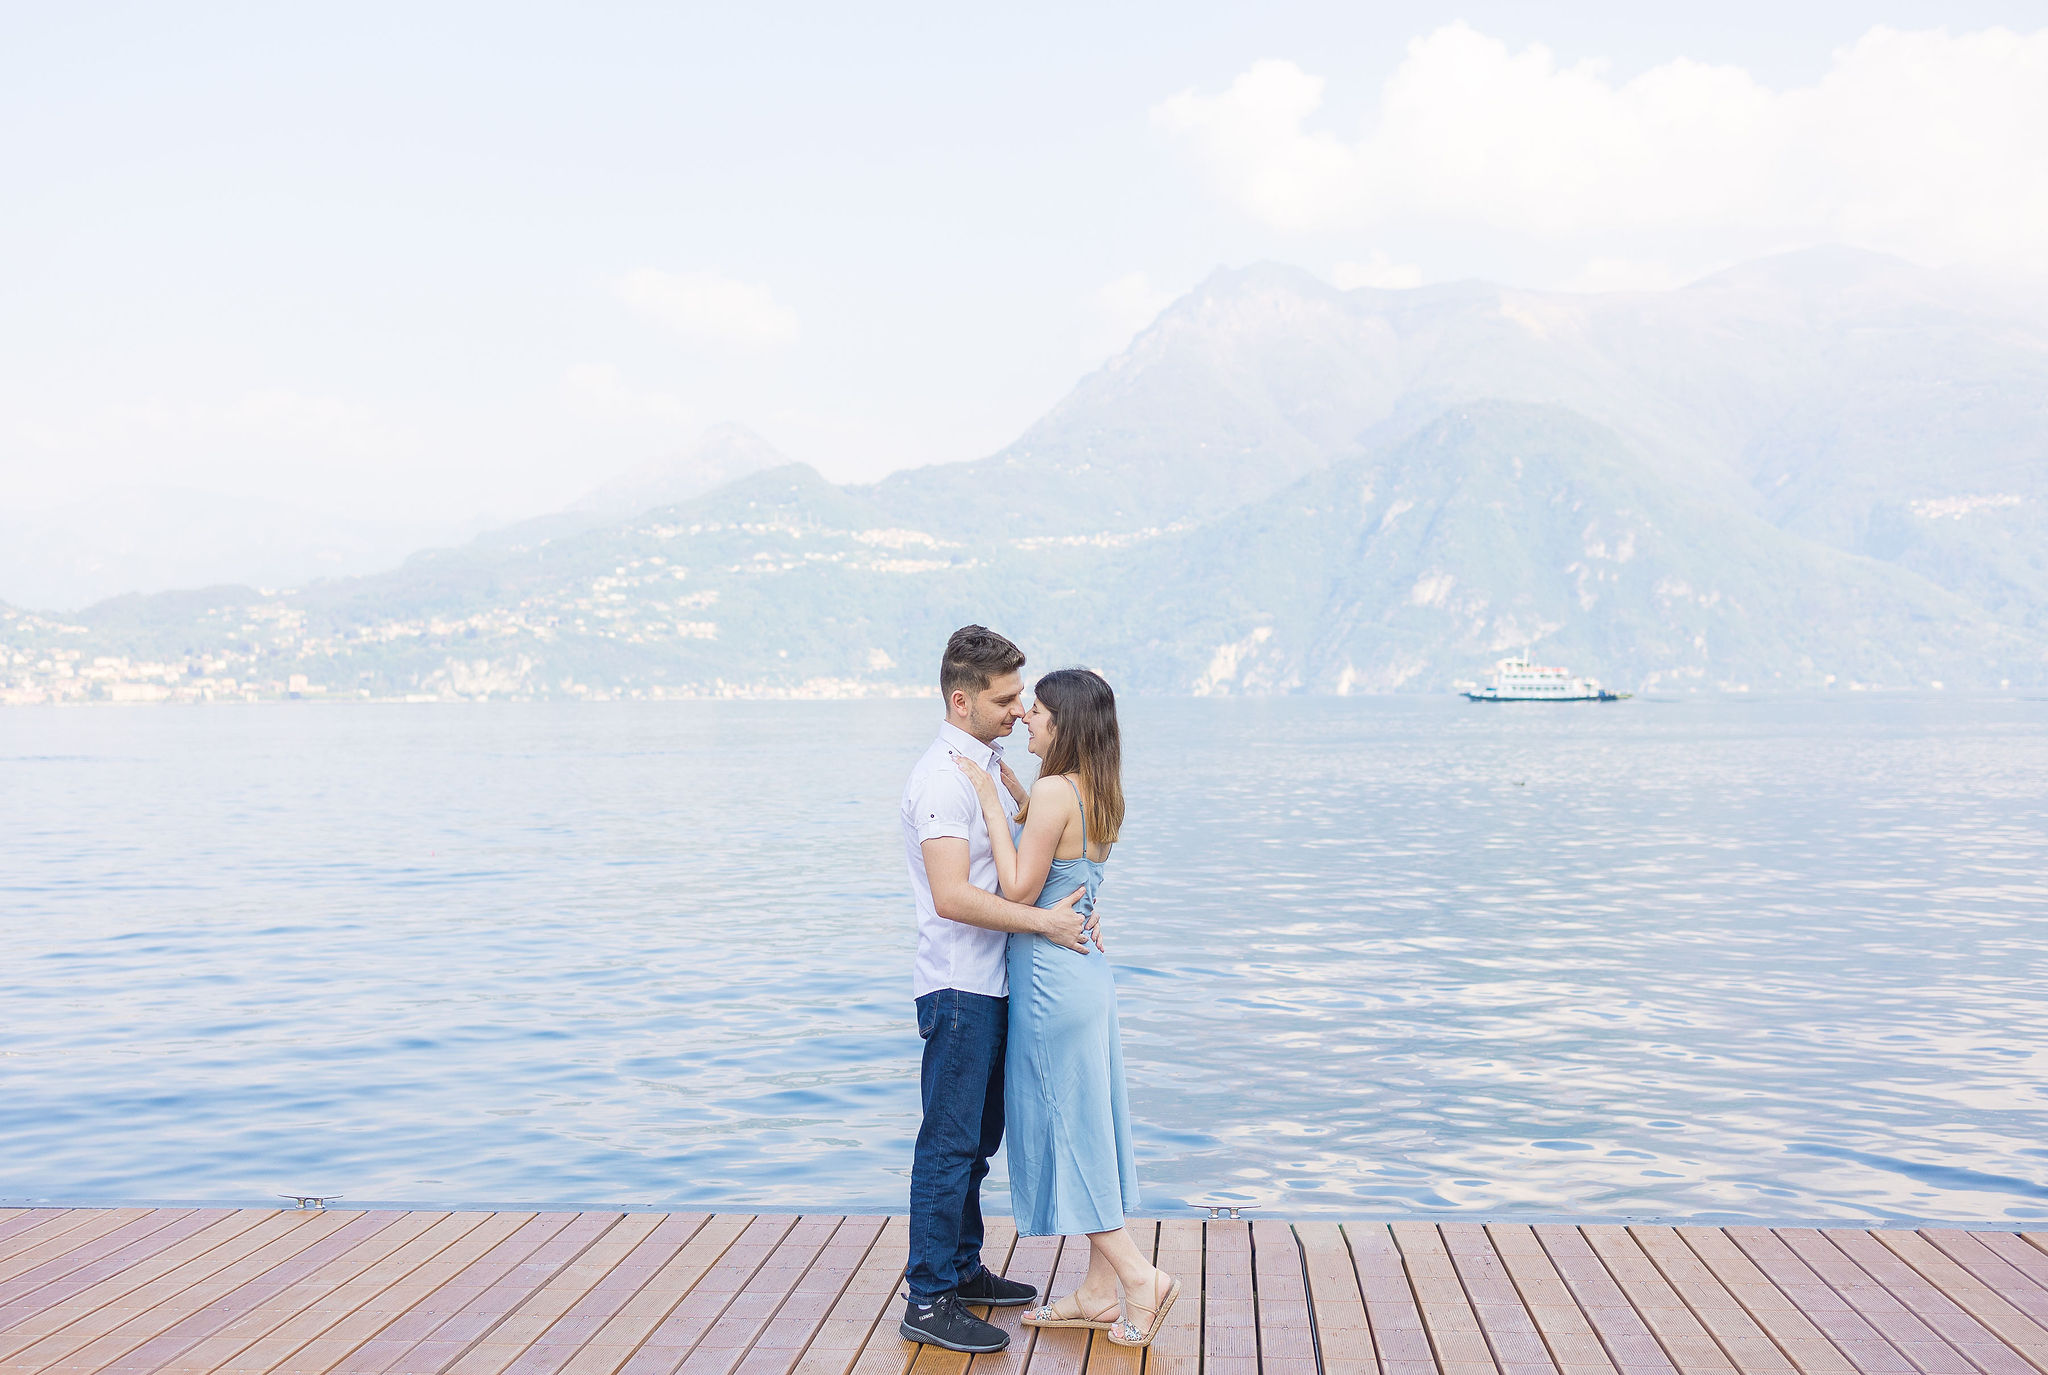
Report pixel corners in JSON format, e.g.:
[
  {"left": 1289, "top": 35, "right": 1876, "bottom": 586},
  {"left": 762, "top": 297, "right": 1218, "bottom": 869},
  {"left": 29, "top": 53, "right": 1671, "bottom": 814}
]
[{"left": 916, "top": 996, "right": 940, "bottom": 1041}]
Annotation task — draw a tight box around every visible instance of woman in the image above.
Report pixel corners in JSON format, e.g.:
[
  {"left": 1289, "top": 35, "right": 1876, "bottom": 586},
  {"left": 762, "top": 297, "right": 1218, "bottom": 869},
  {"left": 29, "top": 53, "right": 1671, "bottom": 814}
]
[{"left": 952, "top": 667, "right": 1179, "bottom": 1348}]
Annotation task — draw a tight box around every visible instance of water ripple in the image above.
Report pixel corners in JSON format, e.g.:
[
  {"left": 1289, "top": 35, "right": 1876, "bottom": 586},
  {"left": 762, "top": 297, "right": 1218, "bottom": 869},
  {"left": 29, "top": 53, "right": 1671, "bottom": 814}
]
[{"left": 1, "top": 696, "right": 2044, "bottom": 1221}]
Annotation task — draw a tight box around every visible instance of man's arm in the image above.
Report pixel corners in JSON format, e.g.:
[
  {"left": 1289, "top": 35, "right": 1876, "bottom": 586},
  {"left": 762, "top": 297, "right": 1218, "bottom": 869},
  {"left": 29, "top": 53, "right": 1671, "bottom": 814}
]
[{"left": 922, "top": 837, "right": 1094, "bottom": 953}]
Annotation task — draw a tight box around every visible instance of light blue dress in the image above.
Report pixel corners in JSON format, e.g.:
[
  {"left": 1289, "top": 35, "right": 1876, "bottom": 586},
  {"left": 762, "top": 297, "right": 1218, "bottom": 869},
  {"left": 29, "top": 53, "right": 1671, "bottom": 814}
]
[{"left": 1005, "top": 778, "right": 1141, "bottom": 1236}]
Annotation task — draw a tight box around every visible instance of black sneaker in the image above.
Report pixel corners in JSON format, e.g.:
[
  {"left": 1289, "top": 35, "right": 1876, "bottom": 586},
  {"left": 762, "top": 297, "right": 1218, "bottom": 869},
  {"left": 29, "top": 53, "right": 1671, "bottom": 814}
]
[
  {"left": 954, "top": 1266, "right": 1039, "bottom": 1308},
  {"left": 900, "top": 1293, "right": 1011, "bottom": 1352}
]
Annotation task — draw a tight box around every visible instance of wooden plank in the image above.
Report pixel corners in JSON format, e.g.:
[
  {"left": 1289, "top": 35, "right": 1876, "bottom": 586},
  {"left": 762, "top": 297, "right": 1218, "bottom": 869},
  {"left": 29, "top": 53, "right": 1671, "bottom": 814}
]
[
  {"left": 673, "top": 1214, "right": 842, "bottom": 1375},
  {"left": 1442, "top": 1222, "right": 1556, "bottom": 1375},
  {"left": 1625, "top": 1226, "right": 1803, "bottom": 1375},
  {"left": 1253, "top": 1218, "right": 1318, "bottom": 1373},
  {"left": 499, "top": 1214, "right": 712, "bottom": 1375},
  {"left": 1879, "top": 1231, "right": 2048, "bottom": 1362},
  {"left": 1718, "top": 1226, "right": 1919, "bottom": 1375},
  {"left": 444, "top": 1211, "right": 657, "bottom": 1375},
  {"left": 1535, "top": 1224, "right": 1679, "bottom": 1375},
  {"left": 1146, "top": 1218, "right": 1205, "bottom": 1375},
  {"left": 21, "top": 1211, "right": 2048, "bottom": 1375},
  {"left": 0, "top": 1209, "right": 29, "bottom": 1246},
  {"left": 150, "top": 1210, "right": 451, "bottom": 1375},
  {"left": 1919, "top": 1233, "right": 2048, "bottom": 1314},
  {"left": 1019, "top": 1230, "right": 1093, "bottom": 1375},
  {"left": 1391, "top": 1220, "right": 1502, "bottom": 1375},
  {"left": 0, "top": 1207, "right": 184, "bottom": 1302},
  {"left": 100, "top": 1209, "right": 407, "bottom": 1375},
  {"left": 0, "top": 1207, "right": 199, "bottom": 1306},
  {"left": 1299, "top": 1220, "right": 1377, "bottom": 1375},
  {"left": 1082, "top": 1220, "right": 1158, "bottom": 1375},
  {"left": 25, "top": 1206, "right": 353, "bottom": 1373},
  {"left": 792, "top": 1215, "right": 911, "bottom": 1375},
  {"left": 1949, "top": 1234, "right": 2048, "bottom": 1296},
  {"left": 307, "top": 1211, "right": 590, "bottom": 1374},
  {"left": 1671, "top": 1227, "right": 1860, "bottom": 1375},
  {"left": 1734, "top": 1228, "right": 1975, "bottom": 1375},
  {"left": 620, "top": 1214, "right": 792, "bottom": 1374},
  {"left": 959, "top": 1227, "right": 1059, "bottom": 1375},
  {"left": 1579, "top": 1226, "right": 1737, "bottom": 1375},
  {"left": 1823, "top": 1230, "right": 2039, "bottom": 1375},
  {"left": 307, "top": 1210, "right": 567, "bottom": 1374},
  {"left": 562, "top": 1213, "right": 756, "bottom": 1375},
  {"left": 0, "top": 1207, "right": 163, "bottom": 1286},
  {"left": 906, "top": 1218, "right": 1019, "bottom": 1375},
  {"left": 739, "top": 1218, "right": 891, "bottom": 1375},
  {"left": 0, "top": 1208, "right": 117, "bottom": 1269},
  {"left": 1348, "top": 1222, "right": 1436, "bottom": 1375},
  {"left": 1777, "top": 1229, "right": 2002, "bottom": 1375},
  {"left": 0, "top": 1208, "right": 287, "bottom": 1365},
  {"left": 1486, "top": 1223, "right": 1618, "bottom": 1375},
  {"left": 1202, "top": 1221, "right": 1259, "bottom": 1375},
  {"left": 0, "top": 1208, "right": 79, "bottom": 1262}
]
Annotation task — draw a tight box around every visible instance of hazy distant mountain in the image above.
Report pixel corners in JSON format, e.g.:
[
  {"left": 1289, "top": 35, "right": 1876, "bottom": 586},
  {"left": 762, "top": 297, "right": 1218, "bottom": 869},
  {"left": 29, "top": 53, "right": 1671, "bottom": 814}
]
[
  {"left": 864, "top": 262, "right": 1407, "bottom": 534},
  {"left": 0, "top": 486, "right": 469, "bottom": 613},
  {"left": 1078, "top": 403, "right": 2032, "bottom": 693},
  {"left": 870, "top": 246, "right": 2048, "bottom": 626},
  {"left": 574, "top": 423, "right": 786, "bottom": 518},
  {"left": 462, "top": 423, "right": 792, "bottom": 555},
  {"left": 9, "top": 248, "right": 2045, "bottom": 700}
]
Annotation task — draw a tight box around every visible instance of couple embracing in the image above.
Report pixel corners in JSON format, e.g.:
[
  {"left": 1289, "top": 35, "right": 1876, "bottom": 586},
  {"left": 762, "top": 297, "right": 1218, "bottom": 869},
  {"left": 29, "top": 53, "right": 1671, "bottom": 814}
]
[{"left": 896, "top": 625, "right": 1179, "bottom": 1354}]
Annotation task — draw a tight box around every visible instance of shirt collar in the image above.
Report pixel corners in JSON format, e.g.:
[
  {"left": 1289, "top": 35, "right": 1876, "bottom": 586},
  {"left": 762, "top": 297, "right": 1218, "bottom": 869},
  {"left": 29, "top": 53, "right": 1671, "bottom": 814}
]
[{"left": 937, "top": 719, "right": 1004, "bottom": 770}]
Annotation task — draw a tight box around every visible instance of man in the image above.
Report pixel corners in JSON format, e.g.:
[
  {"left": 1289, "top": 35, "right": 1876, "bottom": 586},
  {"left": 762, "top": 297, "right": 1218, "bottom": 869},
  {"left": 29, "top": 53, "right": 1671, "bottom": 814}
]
[{"left": 898, "top": 625, "right": 1097, "bottom": 1353}]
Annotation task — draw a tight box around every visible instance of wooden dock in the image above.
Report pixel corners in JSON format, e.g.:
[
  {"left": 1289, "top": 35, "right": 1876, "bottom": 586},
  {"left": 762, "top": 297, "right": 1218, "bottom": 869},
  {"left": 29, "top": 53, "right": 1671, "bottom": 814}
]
[{"left": 1, "top": 1208, "right": 2044, "bottom": 1375}]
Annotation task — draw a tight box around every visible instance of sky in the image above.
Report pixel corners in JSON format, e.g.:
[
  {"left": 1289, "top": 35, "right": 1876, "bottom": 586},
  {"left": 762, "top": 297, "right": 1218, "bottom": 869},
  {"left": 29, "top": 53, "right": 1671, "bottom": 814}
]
[{"left": 3, "top": 1, "right": 2046, "bottom": 585}]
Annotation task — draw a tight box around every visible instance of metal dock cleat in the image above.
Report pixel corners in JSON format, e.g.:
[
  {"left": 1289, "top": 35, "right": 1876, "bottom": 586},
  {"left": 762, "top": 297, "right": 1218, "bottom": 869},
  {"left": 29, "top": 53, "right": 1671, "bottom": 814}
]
[{"left": 279, "top": 1193, "right": 343, "bottom": 1209}]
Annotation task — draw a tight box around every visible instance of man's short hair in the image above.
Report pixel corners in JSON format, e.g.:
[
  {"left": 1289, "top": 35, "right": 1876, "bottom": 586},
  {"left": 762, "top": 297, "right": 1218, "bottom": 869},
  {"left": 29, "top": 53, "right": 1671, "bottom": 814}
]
[{"left": 940, "top": 625, "right": 1025, "bottom": 702}]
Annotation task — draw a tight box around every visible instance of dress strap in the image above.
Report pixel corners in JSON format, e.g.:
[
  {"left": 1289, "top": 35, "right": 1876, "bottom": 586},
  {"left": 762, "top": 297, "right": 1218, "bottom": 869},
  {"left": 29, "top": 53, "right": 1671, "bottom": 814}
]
[{"left": 1063, "top": 775, "right": 1087, "bottom": 859}]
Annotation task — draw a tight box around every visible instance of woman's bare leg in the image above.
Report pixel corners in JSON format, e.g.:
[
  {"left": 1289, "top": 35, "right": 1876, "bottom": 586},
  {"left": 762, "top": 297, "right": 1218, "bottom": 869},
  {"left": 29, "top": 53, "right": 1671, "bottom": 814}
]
[
  {"left": 1070, "top": 1240, "right": 1120, "bottom": 1313},
  {"left": 1086, "top": 1225, "right": 1164, "bottom": 1316},
  {"left": 1031, "top": 1236, "right": 1118, "bottom": 1322}
]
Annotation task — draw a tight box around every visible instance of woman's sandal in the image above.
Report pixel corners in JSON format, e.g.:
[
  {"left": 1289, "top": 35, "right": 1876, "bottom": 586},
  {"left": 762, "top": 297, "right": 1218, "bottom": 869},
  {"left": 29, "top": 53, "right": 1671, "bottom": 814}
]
[
  {"left": 1020, "top": 1291, "right": 1121, "bottom": 1330},
  {"left": 1105, "top": 1271, "right": 1182, "bottom": 1347}
]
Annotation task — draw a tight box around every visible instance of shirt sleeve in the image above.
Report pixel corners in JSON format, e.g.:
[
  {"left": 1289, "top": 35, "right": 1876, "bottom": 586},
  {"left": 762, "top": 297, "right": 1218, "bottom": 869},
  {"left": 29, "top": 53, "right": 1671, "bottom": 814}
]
[{"left": 911, "top": 764, "right": 977, "bottom": 844}]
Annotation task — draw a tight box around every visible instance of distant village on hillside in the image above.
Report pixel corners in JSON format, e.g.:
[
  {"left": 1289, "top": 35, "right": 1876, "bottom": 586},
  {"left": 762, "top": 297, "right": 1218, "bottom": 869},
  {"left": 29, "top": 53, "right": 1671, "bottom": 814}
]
[{"left": 5, "top": 249, "right": 2045, "bottom": 704}]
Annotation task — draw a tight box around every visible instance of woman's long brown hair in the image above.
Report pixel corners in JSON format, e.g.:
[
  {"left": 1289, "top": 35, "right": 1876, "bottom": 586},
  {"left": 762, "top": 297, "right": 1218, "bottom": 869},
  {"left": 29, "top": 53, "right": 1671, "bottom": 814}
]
[{"left": 1014, "top": 668, "right": 1124, "bottom": 847}]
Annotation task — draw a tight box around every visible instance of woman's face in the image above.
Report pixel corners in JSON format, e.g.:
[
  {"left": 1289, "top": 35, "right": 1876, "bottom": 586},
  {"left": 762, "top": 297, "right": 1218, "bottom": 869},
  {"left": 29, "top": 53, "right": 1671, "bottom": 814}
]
[{"left": 1023, "top": 698, "right": 1055, "bottom": 757}]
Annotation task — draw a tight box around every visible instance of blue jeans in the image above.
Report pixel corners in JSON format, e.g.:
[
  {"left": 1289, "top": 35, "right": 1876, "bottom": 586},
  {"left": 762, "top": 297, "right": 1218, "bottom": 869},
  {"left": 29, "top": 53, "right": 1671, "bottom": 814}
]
[{"left": 906, "top": 988, "right": 1007, "bottom": 1299}]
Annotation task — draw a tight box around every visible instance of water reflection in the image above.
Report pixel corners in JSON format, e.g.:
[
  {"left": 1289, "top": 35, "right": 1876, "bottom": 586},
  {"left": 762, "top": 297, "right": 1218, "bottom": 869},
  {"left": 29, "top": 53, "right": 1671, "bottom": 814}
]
[{"left": 1, "top": 696, "right": 2044, "bottom": 1221}]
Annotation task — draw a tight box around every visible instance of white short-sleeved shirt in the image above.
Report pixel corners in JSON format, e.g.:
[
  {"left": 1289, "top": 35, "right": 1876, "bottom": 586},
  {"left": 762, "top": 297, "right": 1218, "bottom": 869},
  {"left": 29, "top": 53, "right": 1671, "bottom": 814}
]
[{"left": 902, "top": 720, "right": 1019, "bottom": 999}]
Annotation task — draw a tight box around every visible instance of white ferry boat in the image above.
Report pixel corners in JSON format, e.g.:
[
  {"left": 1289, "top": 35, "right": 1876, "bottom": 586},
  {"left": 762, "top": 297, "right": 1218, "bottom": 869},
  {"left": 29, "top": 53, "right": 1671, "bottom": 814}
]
[{"left": 1464, "top": 652, "right": 1628, "bottom": 702}]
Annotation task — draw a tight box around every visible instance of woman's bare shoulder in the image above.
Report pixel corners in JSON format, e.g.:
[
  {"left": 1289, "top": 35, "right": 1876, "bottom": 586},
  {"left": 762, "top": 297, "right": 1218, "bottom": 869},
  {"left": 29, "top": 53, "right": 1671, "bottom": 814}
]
[{"left": 1028, "top": 773, "right": 1079, "bottom": 805}]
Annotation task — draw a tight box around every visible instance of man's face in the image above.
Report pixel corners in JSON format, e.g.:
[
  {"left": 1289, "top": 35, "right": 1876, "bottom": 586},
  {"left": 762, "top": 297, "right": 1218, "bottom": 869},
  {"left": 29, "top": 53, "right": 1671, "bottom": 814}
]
[{"left": 956, "top": 670, "right": 1026, "bottom": 745}]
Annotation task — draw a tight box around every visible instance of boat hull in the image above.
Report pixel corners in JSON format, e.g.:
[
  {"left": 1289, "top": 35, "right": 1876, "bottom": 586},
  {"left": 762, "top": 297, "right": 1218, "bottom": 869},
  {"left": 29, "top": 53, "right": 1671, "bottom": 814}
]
[{"left": 1464, "top": 690, "right": 1628, "bottom": 702}]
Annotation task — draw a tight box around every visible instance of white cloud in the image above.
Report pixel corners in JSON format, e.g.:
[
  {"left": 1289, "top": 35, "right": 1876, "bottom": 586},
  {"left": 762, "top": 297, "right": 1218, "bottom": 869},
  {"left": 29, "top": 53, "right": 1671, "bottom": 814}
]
[
  {"left": 616, "top": 268, "right": 800, "bottom": 346},
  {"left": 563, "top": 362, "right": 692, "bottom": 423},
  {"left": 1331, "top": 251, "right": 1424, "bottom": 290},
  {"left": 1154, "top": 24, "right": 2048, "bottom": 276}
]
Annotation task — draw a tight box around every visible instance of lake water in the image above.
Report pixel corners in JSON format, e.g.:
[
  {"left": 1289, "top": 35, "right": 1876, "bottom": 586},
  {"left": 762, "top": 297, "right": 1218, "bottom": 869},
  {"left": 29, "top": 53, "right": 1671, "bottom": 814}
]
[{"left": 3, "top": 696, "right": 2045, "bottom": 1224}]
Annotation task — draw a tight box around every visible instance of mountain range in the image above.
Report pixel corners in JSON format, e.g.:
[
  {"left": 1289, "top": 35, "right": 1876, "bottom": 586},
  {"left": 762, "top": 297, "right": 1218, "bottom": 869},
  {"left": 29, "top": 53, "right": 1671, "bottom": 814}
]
[{"left": 5, "top": 246, "right": 2044, "bottom": 700}]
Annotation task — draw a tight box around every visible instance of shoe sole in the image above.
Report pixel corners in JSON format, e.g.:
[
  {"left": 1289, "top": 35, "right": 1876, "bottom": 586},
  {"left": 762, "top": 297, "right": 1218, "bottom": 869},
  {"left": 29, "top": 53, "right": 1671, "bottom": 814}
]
[
  {"left": 898, "top": 1322, "right": 1009, "bottom": 1353},
  {"left": 971, "top": 1293, "right": 1038, "bottom": 1308}
]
